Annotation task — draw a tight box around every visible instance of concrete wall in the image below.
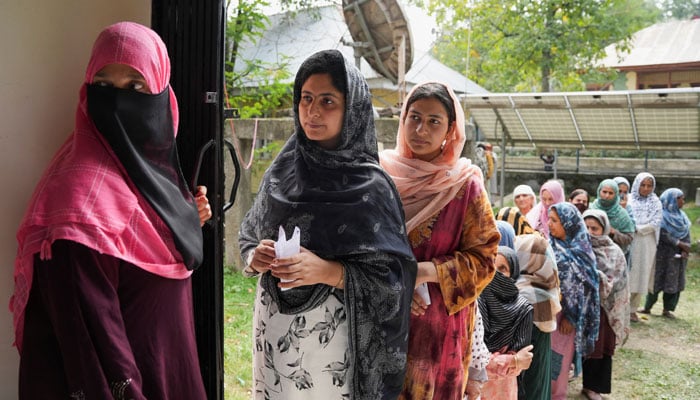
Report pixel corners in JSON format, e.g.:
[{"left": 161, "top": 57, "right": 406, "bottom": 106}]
[
  {"left": 224, "top": 118, "right": 699, "bottom": 268},
  {"left": 0, "top": 2, "right": 149, "bottom": 397}
]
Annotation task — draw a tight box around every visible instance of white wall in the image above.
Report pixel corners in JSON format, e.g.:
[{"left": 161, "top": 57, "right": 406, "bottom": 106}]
[{"left": 0, "top": 1, "right": 150, "bottom": 397}]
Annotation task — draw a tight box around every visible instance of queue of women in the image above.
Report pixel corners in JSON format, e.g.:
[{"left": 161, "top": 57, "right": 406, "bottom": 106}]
[{"left": 9, "top": 21, "right": 692, "bottom": 400}]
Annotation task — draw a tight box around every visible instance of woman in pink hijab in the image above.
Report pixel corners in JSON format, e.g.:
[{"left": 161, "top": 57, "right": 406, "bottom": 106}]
[
  {"left": 11, "top": 22, "right": 210, "bottom": 399},
  {"left": 526, "top": 180, "right": 566, "bottom": 238},
  {"left": 380, "top": 82, "right": 499, "bottom": 399}
]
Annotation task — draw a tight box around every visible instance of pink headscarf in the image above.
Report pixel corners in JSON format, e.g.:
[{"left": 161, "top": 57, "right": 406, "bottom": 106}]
[
  {"left": 380, "top": 82, "right": 482, "bottom": 233},
  {"left": 526, "top": 180, "right": 565, "bottom": 238},
  {"left": 10, "top": 22, "right": 189, "bottom": 351}
]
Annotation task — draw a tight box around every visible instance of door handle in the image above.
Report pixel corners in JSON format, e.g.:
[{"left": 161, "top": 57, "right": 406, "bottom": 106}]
[
  {"left": 223, "top": 139, "right": 240, "bottom": 212},
  {"left": 190, "top": 138, "right": 240, "bottom": 214}
]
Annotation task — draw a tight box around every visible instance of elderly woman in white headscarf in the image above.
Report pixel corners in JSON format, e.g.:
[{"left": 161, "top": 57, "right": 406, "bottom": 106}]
[
  {"left": 513, "top": 184, "right": 537, "bottom": 216},
  {"left": 626, "top": 172, "right": 662, "bottom": 322}
]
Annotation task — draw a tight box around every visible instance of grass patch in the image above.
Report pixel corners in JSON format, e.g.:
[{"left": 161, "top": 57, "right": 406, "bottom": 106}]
[
  {"left": 223, "top": 268, "right": 256, "bottom": 400},
  {"left": 225, "top": 206, "right": 700, "bottom": 400},
  {"left": 684, "top": 201, "right": 700, "bottom": 252}
]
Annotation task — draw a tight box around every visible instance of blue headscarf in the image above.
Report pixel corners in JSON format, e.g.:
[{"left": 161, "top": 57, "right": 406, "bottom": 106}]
[
  {"left": 549, "top": 203, "right": 600, "bottom": 357},
  {"left": 660, "top": 188, "right": 691, "bottom": 241},
  {"left": 496, "top": 220, "right": 516, "bottom": 249}
]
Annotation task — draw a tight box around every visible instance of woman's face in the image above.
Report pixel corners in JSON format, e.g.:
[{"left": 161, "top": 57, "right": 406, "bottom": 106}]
[
  {"left": 570, "top": 193, "right": 588, "bottom": 209},
  {"left": 638, "top": 178, "right": 654, "bottom": 197},
  {"left": 403, "top": 97, "right": 454, "bottom": 162},
  {"left": 618, "top": 183, "right": 629, "bottom": 207},
  {"left": 547, "top": 209, "right": 566, "bottom": 240},
  {"left": 585, "top": 217, "right": 604, "bottom": 237},
  {"left": 677, "top": 194, "right": 685, "bottom": 208},
  {"left": 495, "top": 254, "right": 511, "bottom": 277},
  {"left": 541, "top": 190, "right": 555, "bottom": 208},
  {"left": 598, "top": 186, "right": 616, "bottom": 201},
  {"left": 514, "top": 194, "right": 535, "bottom": 213},
  {"left": 92, "top": 63, "right": 151, "bottom": 94},
  {"left": 298, "top": 73, "right": 345, "bottom": 150},
  {"left": 618, "top": 183, "right": 629, "bottom": 197}
]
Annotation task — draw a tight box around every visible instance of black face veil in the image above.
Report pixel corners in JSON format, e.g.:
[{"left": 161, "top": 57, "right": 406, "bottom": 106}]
[{"left": 87, "top": 84, "right": 202, "bottom": 270}]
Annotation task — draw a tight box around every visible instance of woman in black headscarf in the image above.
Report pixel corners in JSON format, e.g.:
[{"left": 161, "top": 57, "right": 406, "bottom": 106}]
[
  {"left": 239, "top": 49, "right": 417, "bottom": 400},
  {"left": 478, "top": 246, "right": 534, "bottom": 399}
]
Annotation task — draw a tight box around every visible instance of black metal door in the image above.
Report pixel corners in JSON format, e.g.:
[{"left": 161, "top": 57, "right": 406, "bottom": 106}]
[{"left": 152, "top": 2, "right": 226, "bottom": 399}]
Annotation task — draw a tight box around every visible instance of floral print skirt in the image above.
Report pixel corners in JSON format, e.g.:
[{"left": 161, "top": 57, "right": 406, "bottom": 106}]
[{"left": 252, "top": 284, "right": 349, "bottom": 399}]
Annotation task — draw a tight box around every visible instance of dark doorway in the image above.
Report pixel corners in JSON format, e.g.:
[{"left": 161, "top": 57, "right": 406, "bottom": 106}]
[{"left": 152, "top": 1, "right": 227, "bottom": 399}]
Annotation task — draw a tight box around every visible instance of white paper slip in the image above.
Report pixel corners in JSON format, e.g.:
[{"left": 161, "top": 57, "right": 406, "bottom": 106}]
[
  {"left": 275, "top": 226, "right": 300, "bottom": 290},
  {"left": 415, "top": 282, "right": 431, "bottom": 305}
]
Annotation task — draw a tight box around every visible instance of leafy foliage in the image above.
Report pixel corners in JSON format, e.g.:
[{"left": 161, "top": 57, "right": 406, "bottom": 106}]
[
  {"left": 424, "top": 0, "right": 660, "bottom": 92},
  {"left": 224, "top": 0, "right": 292, "bottom": 117},
  {"left": 658, "top": 0, "right": 700, "bottom": 19},
  {"left": 223, "top": 0, "right": 330, "bottom": 117}
]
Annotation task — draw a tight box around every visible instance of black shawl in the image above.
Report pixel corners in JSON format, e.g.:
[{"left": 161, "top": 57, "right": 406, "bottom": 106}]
[
  {"left": 478, "top": 247, "right": 533, "bottom": 353},
  {"left": 239, "top": 49, "right": 416, "bottom": 400}
]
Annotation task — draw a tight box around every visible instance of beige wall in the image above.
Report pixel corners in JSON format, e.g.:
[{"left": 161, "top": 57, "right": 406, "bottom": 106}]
[{"left": 0, "top": 1, "right": 149, "bottom": 397}]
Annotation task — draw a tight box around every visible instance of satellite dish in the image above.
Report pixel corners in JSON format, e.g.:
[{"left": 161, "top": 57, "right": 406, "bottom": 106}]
[{"left": 342, "top": 0, "right": 413, "bottom": 87}]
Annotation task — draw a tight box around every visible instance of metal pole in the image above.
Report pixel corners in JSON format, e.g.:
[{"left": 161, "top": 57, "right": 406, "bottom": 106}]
[
  {"left": 500, "top": 123, "right": 506, "bottom": 208},
  {"left": 645, "top": 150, "right": 649, "bottom": 170},
  {"left": 576, "top": 149, "right": 580, "bottom": 173}
]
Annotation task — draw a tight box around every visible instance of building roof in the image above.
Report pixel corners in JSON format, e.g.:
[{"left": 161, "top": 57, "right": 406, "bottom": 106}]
[
  {"left": 598, "top": 19, "right": 700, "bottom": 70},
  {"left": 233, "top": 4, "right": 488, "bottom": 95}
]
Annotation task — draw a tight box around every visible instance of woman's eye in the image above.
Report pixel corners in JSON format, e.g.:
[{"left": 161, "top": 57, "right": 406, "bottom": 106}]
[
  {"left": 130, "top": 82, "right": 145, "bottom": 91},
  {"left": 94, "top": 81, "right": 111, "bottom": 87}
]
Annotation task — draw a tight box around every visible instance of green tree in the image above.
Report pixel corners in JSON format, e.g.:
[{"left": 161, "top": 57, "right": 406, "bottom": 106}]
[
  {"left": 658, "top": 0, "right": 700, "bottom": 19},
  {"left": 424, "top": 0, "right": 659, "bottom": 92},
  {"left": 224, "top": 0, "right": 320, "bottom": 117}
]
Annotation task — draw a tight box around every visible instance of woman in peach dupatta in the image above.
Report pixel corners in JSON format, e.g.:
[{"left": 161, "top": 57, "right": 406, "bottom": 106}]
[{"left": 380, "top": 82, "right": 499, "bottom": 399}]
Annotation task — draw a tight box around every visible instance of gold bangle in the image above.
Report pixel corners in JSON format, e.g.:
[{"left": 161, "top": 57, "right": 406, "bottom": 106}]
[
  {"left": 334, "top": 266, "right": 345, "bottom": 288},
  {"left": 514, "top": 353, "right": 519, "bottom": 369}
]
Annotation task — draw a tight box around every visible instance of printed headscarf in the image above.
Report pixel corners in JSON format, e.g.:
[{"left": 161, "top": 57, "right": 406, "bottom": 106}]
[
  {"left": 238, "top": 49, "right": 416, "bottom": 399},
  {"left": 660, "top": 188, "right": 691, "bottom": 241},
  {"left": 11, "top": 22, "right": 201, "bottom": 351},
  {"left": 496, "top": 206, "right": 536, "bottom": 236},
  {"left": 589, "top": 179, "right": 635, "bottom": 234},
  {"left": 379, "top": 82, "right": 482, "bottom": 233},
  {"left": 582, "top": 209, "right": 611, "bottom": 236},
  {"left": 582, "top": 209, "right": 630, "bottom": 346},
  {"left": 628, "top": 172, "right": 662, "bottom": 227},
  {"left": 479, "top": 246, "right": 533, "bottom": 353},
  {"left": 549, "top": 203, "right": 600, "bottom": 357},
  {"left": 526, "top": 180, "right": 565, "bottom": 238},
  {"left": 513, "top": 233, "right": 561, "bottom": 332}
]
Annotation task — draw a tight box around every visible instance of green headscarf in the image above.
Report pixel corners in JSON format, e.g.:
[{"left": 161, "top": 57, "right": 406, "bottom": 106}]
[{"left": 590, "top": 179, "right": 636, "bottom": 234}]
